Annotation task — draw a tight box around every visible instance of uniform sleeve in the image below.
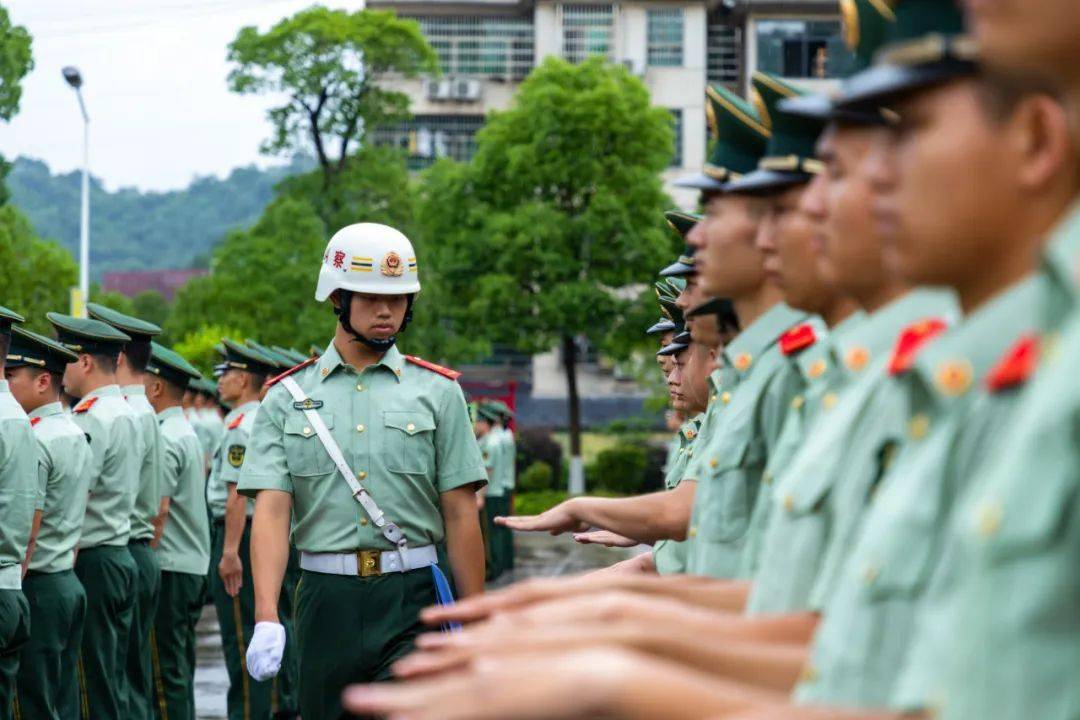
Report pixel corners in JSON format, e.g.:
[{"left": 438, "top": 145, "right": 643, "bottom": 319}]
[
  {"left": 160, "top": 431, "right": 182, "bottom": 498},
  {"left": 434, "top": 383, "right": 487, "bottom": 493},
  {"left": 217, "top": 426, "right": 248, "bottom": 485},
  {"left": 479, "top": 435, "right": 494, "bottom": 474},
  {"left": 237, "top": 392, "right": 293, "bottom": 497},
  {"left": 148, "top": 418, "right": 164, "bottom": 502},
  {"left": 34, "top": 437, "right": 52, "bottom": 511}
]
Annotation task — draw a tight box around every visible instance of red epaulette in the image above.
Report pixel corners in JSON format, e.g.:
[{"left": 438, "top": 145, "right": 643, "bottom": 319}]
[
  {"left": 73, "top": 396, "right": 99, "bottom": 414},
  {"left": 227, "top": 413, "right": 245, "bottom": 430},
  {"left": 780, "top": 323, "right": 817, "bottom": 356},
  {"left": 30, "top": 417, "right": 41, "bottom": 427},
  {"left": 405, "top": 355, "right": 462, "bottom": 381},
  {"left": 265, "top": 357, "right": 317, "bottom": 388},
  {"left": 888, "top": 318, "right": 948, "bottom": 376},
  {"left": 986, "top": 334, "right": 1039, "bottom": 393}
]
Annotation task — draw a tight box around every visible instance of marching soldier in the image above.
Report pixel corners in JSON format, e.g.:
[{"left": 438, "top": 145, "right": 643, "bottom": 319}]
[
  {"left": 87, "top": 302, "right": 165, "bottom": 720},
  {"left": 481, "top": 400, "right": 515, "bottom": 579},
  {"left": 144, "top": 342, "right": 210, "bottom": 719},
  {"left": 48, "top": 312, "right": 142, "bottom": 720},
  {"left": 6, "top": 327, "right": 92, "bottom": 720},
  {"left": 0, "top": 307, "right": 37, "bottom": 720},
  {"left": 474, "top": 403, "right": 503, "bottom": 580},
  {"left": 237, "top": 223, "right": 486, "bottom": 719}
]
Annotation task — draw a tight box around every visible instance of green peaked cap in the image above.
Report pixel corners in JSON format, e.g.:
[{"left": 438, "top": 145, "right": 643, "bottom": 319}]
[
  {"left": 659, "top": 210, "right": 701, "bottom": 278},
  {"left": 273, "top": 346, "right": 309, "bottom": 365},
  {"left": 245, "top": 339, "right": 293, "bottom": 370},
  {"left": 0, "top": 304, "right": 24, "bottom": 326},
  {"left": 191, "top": 377, "right": 218, "bottom": 397},
  {"left": 837, "top": 0, "right": 975, "bottom": 108},
  {"left": 147, "top": 341, "right": 202, "bottom": 389},
  {"left": 220, "top": 338, "right": 279, "bottom": 375},
  {"left": 726, "top": 72, "right": 825, "bottom": 194},
  {"left": 675, "top": 86, "right": 770, "bottom": 190},
  {"left": 841, "top": 0, "right": 898, "bottom": 71},
  {"left": 47, "top": 312, "right": 131, "bottom": 355},
  {"left": 7, "top": 326, "right": 78, "bottom": 373},
  {"left": 86, "top": 302, "right": 162, "bottom": 342}
]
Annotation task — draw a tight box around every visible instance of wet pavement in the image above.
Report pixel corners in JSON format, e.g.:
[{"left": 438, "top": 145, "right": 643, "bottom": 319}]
[{"left": 194, "top": 533, "right": 643, "bottom": 718}]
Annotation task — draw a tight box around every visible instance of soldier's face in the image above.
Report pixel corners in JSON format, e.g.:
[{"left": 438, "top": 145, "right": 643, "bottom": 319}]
[
  {"left": 217, "top": 369, "right": 244, "bottom": 404},
  {"left": 5, "top": 367, "right": 41, "bottom": 412},
  {"left": 878, "top": 80, "right": 1014, "bottom": 287},
  {"left": 667, "top": 353, "right": 687, "bottom": 410},
  {"left": 675, "top": 276, "right": 703, "bottom": 313},
  {"left": 757, "top": 184, "right": 831, "bottom": 314},
  {"left": 965, "top": 0, "right": 1080, "bottom": 86},
  {"left": 697, "top": 195, "right": 766, "bottom": 298},
  {"left": 62, "top": 355, "right": 90, "bottom": 398},
  {"left": 682, "top": 344, "right": 716, "bottom": 414},
  {"left": 816, "top": 124, "right": 894, "bottom": 301},
  {"left": 350, "top": 293, "right": 409, "bottom": 340}
]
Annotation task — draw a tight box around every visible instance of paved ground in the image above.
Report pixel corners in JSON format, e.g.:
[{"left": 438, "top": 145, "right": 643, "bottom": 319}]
[{"left": 194, "top": 533, "right": 643, "bottom": 718}]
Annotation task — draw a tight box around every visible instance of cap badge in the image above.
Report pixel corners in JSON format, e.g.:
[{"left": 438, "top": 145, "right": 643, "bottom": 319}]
[{"left": 381, "top": 251, "right": 405, "bottom": 277}]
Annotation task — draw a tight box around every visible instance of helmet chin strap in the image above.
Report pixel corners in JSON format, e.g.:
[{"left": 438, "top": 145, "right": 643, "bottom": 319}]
[{"left": 334, "top": 291, "right": 414, "bottom": 352}]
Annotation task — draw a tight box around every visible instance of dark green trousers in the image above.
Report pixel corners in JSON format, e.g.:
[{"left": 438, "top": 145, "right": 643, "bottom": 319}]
[
  {"left": 74, "top": 544, "right": 137, "bottom": 720},
  {"left": 484, "top": 495, "right": 513, "bottom": 580},
  {"left": 126, "top": 540, "right": 161, "bottom": 720},
  {"left": 295, "top": 567, "right": 436, "bottom": 720},
  {"left": 0, "top": 588, "right": 30, "bottom": 720},
  {"left": 15, "top": 570, "right": 85, "bottom": 720},
  {"left": 209, "top": 520, "right": 298, "bottom": 720},
  {"left": 150, "top": 571, "right": 204, "bottom": 720}
]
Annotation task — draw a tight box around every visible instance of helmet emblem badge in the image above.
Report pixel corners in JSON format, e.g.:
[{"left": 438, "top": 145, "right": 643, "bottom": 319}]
[{"left": 381, "top": 251, "right": 405, "bottom": 277}]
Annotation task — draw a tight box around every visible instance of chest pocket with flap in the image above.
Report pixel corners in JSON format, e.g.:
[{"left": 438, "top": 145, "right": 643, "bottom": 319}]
[
  {"left": 384, "top": 410, "right": 436, "bottom": 476},
  {"left": 284, "top": 413, "right": 336, "bottom": 477}
]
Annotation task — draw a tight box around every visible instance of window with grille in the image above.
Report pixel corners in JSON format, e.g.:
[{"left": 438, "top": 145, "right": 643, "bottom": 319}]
[
  {"left": 647, "top": 8, "right": 683, "bottom": 67},
  {"left": 407, "top": 15, "right": 534, "bottom": 80},
  {"left": 369, "top": 115, "right": 486, "bottom": 170},
  {"left": 562, "top": 4, "right": 614, "bottom": 63},
  {"left": 669, "top": 109, "right": 683, "bottom": 167},
  {"left": 755, "top": 19, "right": 853, "bottom": 79},
  {"left": 707, "top": 20, "right": 742, "bottom": 89}
]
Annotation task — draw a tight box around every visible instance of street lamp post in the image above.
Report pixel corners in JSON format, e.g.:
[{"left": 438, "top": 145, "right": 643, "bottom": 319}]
[{"left": 62, "top": 66, "right": 89, "bottom": 317}]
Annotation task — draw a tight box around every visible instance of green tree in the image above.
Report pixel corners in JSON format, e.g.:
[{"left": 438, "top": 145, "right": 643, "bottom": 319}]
[
  {"left": 0, "top": 205, "right": 76, "bottom": 334},
  {"left": 132, "top": 290, "right": 171, "bottom": 335},
  {"left": 88, "top": 284, "right": 135, "bottom": 316},
  {"left": 415, "top": 57, "right": 677, "bottom": 492},
  {"left": 172, "top": 324, "right": 244, "bottom": 376},
  {"left": 227, "top": 6, "right": 437, "bottom": 191},
  {"left": 0, "top": 5, "right": 34, "bottom": 204}
]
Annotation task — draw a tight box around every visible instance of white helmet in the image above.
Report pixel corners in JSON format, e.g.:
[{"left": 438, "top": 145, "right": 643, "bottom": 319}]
[{"left": 315, "top": 223, "right": 421, "bottom": 302}]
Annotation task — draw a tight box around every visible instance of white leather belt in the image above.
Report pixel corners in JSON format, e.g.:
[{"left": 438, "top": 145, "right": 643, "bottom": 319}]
[
  {"left": 0, "top": 564, "right": 22, "bottom": 590},
  {"left": 300, "top": 545, "right": 438, "bottom": 577}
]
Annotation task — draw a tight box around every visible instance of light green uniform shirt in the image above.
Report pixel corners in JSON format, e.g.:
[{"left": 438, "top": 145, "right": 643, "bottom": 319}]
[
  {"left": 746, "top": 290, "right": 955, "bottom": 614},
  {"left": 156, "top": 406, "right": 211, "bottom": 575},
  {"left": 685, "top": 303, "right": 810, "bottom": 578},
  {"left": 238, "top": 343, "right": 487, "bottom": 553},
  {"left": 28, "top": 402, "right": 93, "bottom": 573},
  {"left": 214, "top": 400, "right": 260, "bottom": 517},
  {"left": 125, "top": 385, "right": 162, "bottom": 542},
  {"left": 497, "top": 426, "right": 516, "bottom": 494},
  {"left": 795, "top": 276, "right": 1043, "bottom": 708},
  {"left": 891, "top": 205, "right": 1080, "bottom": 720},
  {"left": 0, "top": 379, "right": 37, "bottom": 588},
  {"left": 479, "top": 431, "right": 505, "bottom": 498},
  {"left": 653, "top": 415, "right": 703, "bottom": 575},
  {"left": 71, "top": 384, "right": 142, "bottom": 549}
]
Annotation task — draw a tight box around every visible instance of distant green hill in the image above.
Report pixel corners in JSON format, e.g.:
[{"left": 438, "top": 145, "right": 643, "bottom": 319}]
[{"left": 7, "top": 156, "right": 313, "bottom": 278}]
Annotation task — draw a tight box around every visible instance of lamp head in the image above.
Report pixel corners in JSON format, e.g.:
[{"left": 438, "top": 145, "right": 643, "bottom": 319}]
[{"left": 62, "top": 66, "right": 83, "bottom": 89}]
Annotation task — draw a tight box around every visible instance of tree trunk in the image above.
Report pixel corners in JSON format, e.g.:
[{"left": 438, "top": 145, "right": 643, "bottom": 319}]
[{"left": 561, "top": 334, "right": 585, "bottom": 495}]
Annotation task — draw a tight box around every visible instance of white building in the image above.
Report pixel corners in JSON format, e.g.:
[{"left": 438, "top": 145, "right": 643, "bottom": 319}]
[{"left": 369, "top": 0, "right": 844, "bottom": 207}]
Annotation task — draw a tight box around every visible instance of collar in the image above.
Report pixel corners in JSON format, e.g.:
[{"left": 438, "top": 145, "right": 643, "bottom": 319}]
[
  {"left": 679, "top": 418, "right": 700, "bottom": 445},
  {"left": 833, "top": 289, "right": 957, "bottom": 378},
  {"left": 1042, "top": 199, "right": 1080, "bottom": 298},
  {"left": 122, "top": 384, "right": 146, "bottom": 396},
  {"left": 29, "top": 402, "right": 64, "bottom": 421},
  {"left": 315, "top": 341, "right": 405, "bottom": 383},
  {"left": 912, "top": 275, "right": 1044, "bottom": 406},
  {"left": 83, "top": 384, "right": 122, "bottom": 401},
  {"left": 723, "top": 303, "right": 809, "bottom": 378},
  {"left": 156, "top": 405, "right": 185, "bottom": 421},
  {"left": 0, "top": 380, "right": 8, "bottom": 394},
  {"left": 234, "top": 399, "right": 260, "bottom": 415}
]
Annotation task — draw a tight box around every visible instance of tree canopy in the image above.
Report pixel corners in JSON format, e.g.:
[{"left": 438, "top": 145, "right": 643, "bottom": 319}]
[
  {"left": 0, "top": 5, "right": 33, "bottom": 204},
  {"left": 0, "top": 205, "right": 76, "bottom": 335}
]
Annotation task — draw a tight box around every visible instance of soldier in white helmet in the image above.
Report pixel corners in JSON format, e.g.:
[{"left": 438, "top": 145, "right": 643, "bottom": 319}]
[{"left": 237, "top": 223, "right": 487, "bottom": 719}]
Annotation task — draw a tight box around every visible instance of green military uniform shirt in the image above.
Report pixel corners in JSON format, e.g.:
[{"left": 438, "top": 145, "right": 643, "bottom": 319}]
[
  {"left": 156, "top": 406, "right": 211, "bottom": 575},
  {"left": 27, "top": 401, "right": 94, "bottom": 573},
  {"left": 496, "top": 426, "right": 516, "bottom": 495},
  {"left": 0, "top": 380, "right": 37, "bottom": 588},
  {"left": 70, "top": 384, "right": 142, "bottom": 548},
  {"left": 888, "top": 206, "right": 1080, "bottom": 719},
  {"left": 795, "top": 276, "right": 1043, "bottom": 708},
  {"left": 237, "top": 343, "right": 487, "bottom": 552},
  {"left": 479, "top": 431, "right": 505, "bottom": 498},
  {"left": 205, "top": 402, "right": 252, "bottom": 519},
  {"left": 653, "top": 414, "right": 702, "bottom": 575},
  {"left": 737, "top": 314, "right": 862, "bottom": 578},
  {"left": 124, "top": 385, "right": 162, "bottom": 542},
  {"left": 746, "top": 289, "right": 955, "bottom": 614},
  {"left": 685, "top": 303, "right": 809, "bottom": 578},
  {"left": 217, "top": 400, "right": 259, "bottom": 516}
]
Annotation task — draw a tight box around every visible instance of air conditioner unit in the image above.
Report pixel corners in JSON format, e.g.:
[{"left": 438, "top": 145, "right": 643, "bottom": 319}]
[
  {"left": 425, "top": 78, "right": 452, "bottom": 101},
  {"left": 453, "top": 78, "right": 482, "bottom": 101}
]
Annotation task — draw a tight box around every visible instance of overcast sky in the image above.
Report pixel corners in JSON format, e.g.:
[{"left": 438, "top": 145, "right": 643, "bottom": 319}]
[{"left": 0, "top": 0, "right": 365, "bottom": 192}]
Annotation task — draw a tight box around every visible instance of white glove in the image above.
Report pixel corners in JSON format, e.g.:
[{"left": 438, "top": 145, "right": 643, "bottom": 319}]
[{"left": 246, "top": 621, "right": 286, "bottom": 681}]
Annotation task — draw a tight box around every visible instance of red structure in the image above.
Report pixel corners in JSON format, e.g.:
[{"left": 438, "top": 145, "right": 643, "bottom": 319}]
[
  {"left": 102, "top": 269, "right": 207, "bottom": 300},
  {"left": 463, "top": 380, "right": 518, "bottom": 431}
]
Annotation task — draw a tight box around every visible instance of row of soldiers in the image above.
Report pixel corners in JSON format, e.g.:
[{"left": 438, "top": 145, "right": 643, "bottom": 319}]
[
  {"left": 0, "top": 298, "right": 323, "bottom": 719},
  {"left": 331, "top": 0, "right": 1080, "bottom": 718}
]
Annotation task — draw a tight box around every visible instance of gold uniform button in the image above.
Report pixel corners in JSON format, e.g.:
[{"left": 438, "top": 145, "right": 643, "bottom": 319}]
[
  {"left": 908, "top": 413, "right": 931, "bottom": 440},
  {"left": 791, "top": 395, "right": 805, "bottom": 410},
  {"left": 808, "top": 358, "right": 827, "bottom": 379},
  {"left": 688, "top": 527, "right": 698, "bottom": 538},
  {"left": 822, "top": 393, "right": 838, "bottom": 411},
  {"left": 863, "top": 565, "right": 880, "bottom": 584},
  {"left": 709, "top": 458, "right": 718, "bottom": 469},
  {"left": 358, "top": 471, "right": 367, "bottom": 480},
  {"left": 395, "top": 368, "right": 402, "bottom": 377},
  {"left": 406, "top": 422, "right": 416, "bottom": 432},
  {"left": 783, "top": 493, "right": 794, "bottom": 512},
  {"left": 721, "top": 392, "right": 731, "bottom": 405},
  {"left": 320, "top": 367, "right": 329, "bottom": 377},
  {"left": 976, "top": 500, "right": 1003, "bottom": 539},
  {"left": 302, "top": 426, "right": 312, "bottom": 436},
  {"left": 360, "top": 518, "right": 369, "bottom": 526},
  {"left": 356, "top": 424, "right": 365, "bottom": 433},
  {"left": 710, "top": 394, "right": 718, "bottom": 404},
  {"left": 356, "top": 383, "right": 364, "bottom": 391}
]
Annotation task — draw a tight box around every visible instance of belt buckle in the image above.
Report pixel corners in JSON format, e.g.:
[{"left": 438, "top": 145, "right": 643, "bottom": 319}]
[{"left": 357, "top": 550, "right": 381, "bottom": 577}]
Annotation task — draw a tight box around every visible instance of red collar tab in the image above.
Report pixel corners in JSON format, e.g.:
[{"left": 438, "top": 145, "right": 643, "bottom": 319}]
[
  {"left": 227, "top": 413, "right": 245, "bottom": 430},
  {"left": 405, "top": 355, "right": 462, "bottom": 381},
  {"left": 30, "top": 417, "right": 42, "bottom": 427},
  {"left": 266, "top": 357, "right": 317, "bottom": 388},
  {"left": 985, "top": 334, "right": 1040, "bottom": 393},
  {"left": 780, "top": 323, "right": 818, "bottom": 356},
  {"left": 888, "top": 318, "right": 948, "bottom": 376},
  {"left": 73, "top": 396, "right": 99, "bottom": 414}
]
